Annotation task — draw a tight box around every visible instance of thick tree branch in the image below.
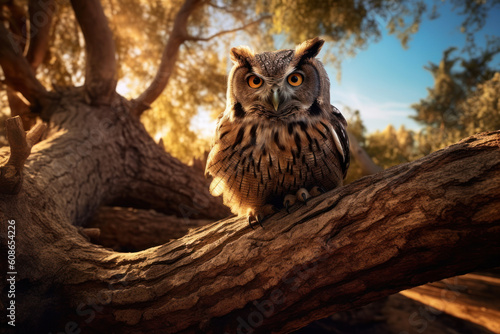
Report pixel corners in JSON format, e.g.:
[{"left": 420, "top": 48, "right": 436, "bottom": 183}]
[
  {"left": 26, "top": 0, "right": 55, "bottom": 70},
  {"left": 185, "top": 15, "right": 271, "bottom": 42},
  {"left": 119, "top": 123, "right": 231, "bottom": 219},
  {"left": 70, "top": 0, "right": 117, "bottom": 105},
  {"left": 132, "top": 0, "right": 205, "bottom": 115},
  {"left": 88, "top": 206, "right": 213, "bottom": 251},
  {"left": 347, "top": 130, "right": 384, "bottom": 175},
  {"left": 2, "top": 127, "right": 498, "bottom": 332},
  {"left": 0, "top": 23, "right": 50, "bottom": 109}
]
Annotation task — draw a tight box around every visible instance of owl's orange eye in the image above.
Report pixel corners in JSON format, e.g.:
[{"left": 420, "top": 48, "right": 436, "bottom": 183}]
[
  {"left": 287, "top": 73, "right": 303, "bottom": 86},
  {"left": 247, "top": 75, "right": 263, "bottom": 88}
]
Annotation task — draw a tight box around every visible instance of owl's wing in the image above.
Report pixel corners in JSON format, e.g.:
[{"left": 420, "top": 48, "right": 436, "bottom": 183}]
[
  {"left": 205, "top": 119, "right": 270, "bottom": 215},
  {"left": 330, "top": 105, "right": 350, "bottom": 178}
]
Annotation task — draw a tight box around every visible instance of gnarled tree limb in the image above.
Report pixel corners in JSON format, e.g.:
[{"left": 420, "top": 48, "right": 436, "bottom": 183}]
[
  {"left": 117, "top": 141, "right": 231, "bottom": 219},
  {"left": 72, "top": 131, "right": 498, "bottom": 334},
  {"left": 70, "top": 0, "right": 117, "bottom": 104}
]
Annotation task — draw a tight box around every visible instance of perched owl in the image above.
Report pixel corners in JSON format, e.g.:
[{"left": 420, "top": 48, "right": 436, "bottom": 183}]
[{"left": 205, "top": 37, "right": 350, "bottom": 228}]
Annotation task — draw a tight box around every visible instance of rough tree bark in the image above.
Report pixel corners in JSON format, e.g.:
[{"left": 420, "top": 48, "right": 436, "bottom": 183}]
[{"left": 1, "top": 0, "right": 499, "bottom": 333}]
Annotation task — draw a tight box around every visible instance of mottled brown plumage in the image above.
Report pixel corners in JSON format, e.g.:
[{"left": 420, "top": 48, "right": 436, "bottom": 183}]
[{"left": 206, "top": 38, "right": 350, "bottom": 224}]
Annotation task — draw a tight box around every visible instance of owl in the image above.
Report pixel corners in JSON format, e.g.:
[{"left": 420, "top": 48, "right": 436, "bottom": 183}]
[{"left": 205, "top": 37, "right": 350, "bottom": 228}]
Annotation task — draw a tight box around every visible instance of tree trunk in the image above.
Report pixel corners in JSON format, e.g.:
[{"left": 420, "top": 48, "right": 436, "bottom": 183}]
[{"left": 0, "top": 92, "right": 498, "bottom": 333}]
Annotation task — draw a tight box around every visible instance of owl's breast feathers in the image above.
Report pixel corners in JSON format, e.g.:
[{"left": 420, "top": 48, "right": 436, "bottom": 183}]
[{"left": 205, "top": 111, "right": 350, "bottom": 216}]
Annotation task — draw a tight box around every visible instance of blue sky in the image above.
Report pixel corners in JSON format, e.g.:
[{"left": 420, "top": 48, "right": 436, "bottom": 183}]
[{"left": 330, "top": 2, "right": 500, "bottom": 133}]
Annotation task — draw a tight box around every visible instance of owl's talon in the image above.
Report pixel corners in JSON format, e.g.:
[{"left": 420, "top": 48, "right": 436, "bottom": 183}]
[
  {"left": 284, "top": 202, "right": 290, "bottom": 213},
  {"left": 302, "top": 193, "right": 308, "bottom": 204},
  {"left": 256, "top": 215, "right": 265, "bottom": 228},
  {"left": 248, "top": 216, "right": 255, "bottom": 229},
  {"left": 248, "top": 204, "right": 275, "bottom": 229},
  {"left": 283, "top": 194, "right": 297, "bottom": 213},
  {"left": 296, "top": 188, "right": 310, "bottom": 204}
]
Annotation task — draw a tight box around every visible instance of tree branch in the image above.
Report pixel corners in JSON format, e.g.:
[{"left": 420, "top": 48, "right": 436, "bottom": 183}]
[
  {"left": 132, "top": 0, "right": 206, "bottom": 115},
  {"left": 0, "top": 116, "right": 46, "bottom": 194},
  {"left": 88, "top": 206, "right": 213, "bottom": 251},
  {"left": 70, "top": 0, "right": 117, "bottom": 105},
  {"left": 6, "top": 88, "right": 35, "bottom": 129},
  {"left": 401, "top": 271, "right": 500, "bottom": 333},
  {"left": 3, "top": 0, "right": 28, "bottom": 52},
  {"left": 3, "top": 130, "right": 498, "bottom": 332},
  {"left": 119, "top": 127, "right": 231, "bottom": 219},
  {"left": 185, "top": 15, "right": 271, "bottom": 42},
  {"left": 0, "top": 23, "right": 51, "bottom": 109},
  {"left": 26, "top": 0, "right": 55, "bottom": 70},
  {"left": 347, "top": 130, "right": 383, "bottom": 176}
]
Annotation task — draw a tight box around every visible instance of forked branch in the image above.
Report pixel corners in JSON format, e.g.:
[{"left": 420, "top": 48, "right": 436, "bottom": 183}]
[
  {"left": 0, "top": 116, "right": 46, "bottom": 194},
  {"left": 133, "top": 0, "right": 269, "bottom": 115},
  {"left": 132, "top": 0, "right": 205, "bottom": 115}
]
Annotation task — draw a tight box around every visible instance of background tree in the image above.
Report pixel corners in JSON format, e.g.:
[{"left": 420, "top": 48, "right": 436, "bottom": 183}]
[{"left": 412, "top": 42, "right": 500, "bottom": 155}]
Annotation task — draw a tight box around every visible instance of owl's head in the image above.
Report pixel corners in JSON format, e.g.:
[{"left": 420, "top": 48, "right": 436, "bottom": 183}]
[{"left": 226, "top": 37, "right": 330, "bottom": 121}]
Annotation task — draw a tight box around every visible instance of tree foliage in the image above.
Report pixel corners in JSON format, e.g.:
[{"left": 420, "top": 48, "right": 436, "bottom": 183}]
[{"left": 412, "top": 44, "right": 500, "bottom": 155}]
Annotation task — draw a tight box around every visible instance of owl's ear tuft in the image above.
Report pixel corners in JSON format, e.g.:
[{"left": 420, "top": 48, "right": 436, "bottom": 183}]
[
  {"left": 230, "top": 46, "right": 254, "bottom": 65},
  {"left": 295, "top": 37, "right": 325, "bottom": 60}
]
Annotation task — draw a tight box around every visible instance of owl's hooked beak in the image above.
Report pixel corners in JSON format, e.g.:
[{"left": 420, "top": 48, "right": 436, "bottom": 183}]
[{"left": 272, "top": 89, "right": 280, "bottom": 112}]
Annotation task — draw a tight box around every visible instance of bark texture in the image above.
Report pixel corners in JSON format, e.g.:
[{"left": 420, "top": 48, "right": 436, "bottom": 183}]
[{"left": 0, "top": 93, "right": 498, "bottom": 333}]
